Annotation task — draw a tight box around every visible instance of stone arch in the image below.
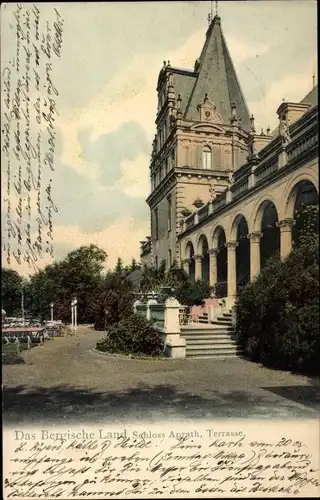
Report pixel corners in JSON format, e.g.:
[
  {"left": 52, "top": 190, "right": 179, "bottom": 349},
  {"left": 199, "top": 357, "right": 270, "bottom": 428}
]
[
  {"left": 212, "top": 224, "right": 227, "bottom": 249},
  {"left": 184, "top": 240, "right": 195, "bottom": 259},
  {"left": 252, "top": 194, "right": 280, "bottom": 232},
  {"left": 197, "top": 234, "right": 209, "bottom": 282},
  {"left": 230, "top": 214, "right": 250, "bottom": 289},
  {"left": 284, "top": 179, "right": 319, "bottom": 248},
  {"left": 212, "top": 225, "right": 228, "bottom": 297},
  {"left": 185, "top": 241, "right": 195, "bottom": 279},
  {"left": 284, "top": 177, "right": 318, "bottom": 220},
  {"left": 258, "top": 200, "right": 280, "bottom": 268}
]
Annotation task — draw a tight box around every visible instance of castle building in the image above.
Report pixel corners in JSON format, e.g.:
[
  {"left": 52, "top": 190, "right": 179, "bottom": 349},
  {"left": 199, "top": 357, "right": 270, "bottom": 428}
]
[{"left": 140, "top": 13, "right": 318, "bottom": 304}]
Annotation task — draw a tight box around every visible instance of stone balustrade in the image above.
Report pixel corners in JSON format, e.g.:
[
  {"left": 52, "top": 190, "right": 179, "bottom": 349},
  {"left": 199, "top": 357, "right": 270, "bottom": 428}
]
[
  {"left": 133, "top": 297, "right": 186, "bottom": 358},
  {"left": 231, "top": 178, "right": 249, "bottom": 199},
  {"left": 255, "top": 160, "right": 278, "bottom": 184}
]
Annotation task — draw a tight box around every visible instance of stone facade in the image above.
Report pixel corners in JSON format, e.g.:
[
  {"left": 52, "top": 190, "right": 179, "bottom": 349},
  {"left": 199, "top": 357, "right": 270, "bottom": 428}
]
[{"left": 140, "top": 14, "right": 319, "bottom": 303}]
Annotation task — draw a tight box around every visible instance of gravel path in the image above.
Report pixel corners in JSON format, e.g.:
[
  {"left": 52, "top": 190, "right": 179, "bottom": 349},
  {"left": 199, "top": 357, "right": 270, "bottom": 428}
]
[{"left": 3, "top": 326, "right": 319, "bottom": 425}]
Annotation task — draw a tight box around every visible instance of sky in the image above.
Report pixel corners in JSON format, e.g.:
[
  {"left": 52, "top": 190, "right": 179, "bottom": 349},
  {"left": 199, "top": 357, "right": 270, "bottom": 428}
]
[{"left": 1, "top": 0, "right": 318, "bottom": 276}]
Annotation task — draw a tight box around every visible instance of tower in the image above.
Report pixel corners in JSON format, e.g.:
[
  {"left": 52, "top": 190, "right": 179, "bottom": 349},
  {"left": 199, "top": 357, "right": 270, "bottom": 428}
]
[{"left": 144, "top": 13, "right": 251, "bottom": 270}]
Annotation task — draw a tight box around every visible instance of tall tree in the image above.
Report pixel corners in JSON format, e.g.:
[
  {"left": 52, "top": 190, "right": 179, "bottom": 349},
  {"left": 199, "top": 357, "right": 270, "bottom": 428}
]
[
  {"left": 114, "top": 257, "right": 124, "bottom": 276},
  {"left": 28, "top": 245, "right": 108, "bottom": 322},
  {"left": 1, "top": 268, "right": 24, "bottom": 316}
]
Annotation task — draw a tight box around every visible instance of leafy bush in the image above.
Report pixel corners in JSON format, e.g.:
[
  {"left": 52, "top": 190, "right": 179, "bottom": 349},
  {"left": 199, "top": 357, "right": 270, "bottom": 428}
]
[
  {"left": 96, "top": 313, "right": 164, "bottom": 357},
  {"left": 236, "top": 244, "right": 319, "bottom": 375},
  {"left": 175, "top": 279, "right": 212, "bottom": 307}
]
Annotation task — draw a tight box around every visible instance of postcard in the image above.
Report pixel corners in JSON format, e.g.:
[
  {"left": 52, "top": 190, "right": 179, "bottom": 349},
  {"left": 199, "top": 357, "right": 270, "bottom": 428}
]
[{"left": 1, "top": 1, "right": 319, "bottom": 498}]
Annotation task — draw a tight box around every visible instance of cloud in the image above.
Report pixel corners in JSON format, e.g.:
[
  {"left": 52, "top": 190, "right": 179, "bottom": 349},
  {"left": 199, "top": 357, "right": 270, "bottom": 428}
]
[
  {"left": 248, "top": 59, "right": 316, "bottom": 130},
  {"left": 51, "top": 218, "right": 149, "bottom": 270},
  {"left": 56, "top": 25, "right": 272, "bottom": 183},
  {"left": 116, "top": 153, "right": 151, "bottom": 199},
  {"left": 227, "top": 36, "right": 270, "bottom": 64}
]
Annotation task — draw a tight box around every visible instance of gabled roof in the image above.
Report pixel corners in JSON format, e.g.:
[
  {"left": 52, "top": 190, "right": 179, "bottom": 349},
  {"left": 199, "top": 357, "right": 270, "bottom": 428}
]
[{"left": 184, "top": 15, "right": 251, "bottom": 130}]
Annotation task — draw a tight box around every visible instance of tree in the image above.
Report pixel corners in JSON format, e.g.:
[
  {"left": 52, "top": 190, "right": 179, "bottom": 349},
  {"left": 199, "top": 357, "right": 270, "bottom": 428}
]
[
  {"left": 1, "top": 268, "right": 24, "bottom": 316},
  {"left": 28, "top": 245, "right": 108, "bottom": 322},
  {"left": 114, "top": 257, "right": 124, "bottom": 276},
  {"left": 175, "top": 279, "right": 211, "bottom": 307},
  {"left": 129, "top": 258, "right": 140, "bottom": 272},
  {"left": 294, "top": 204, "right": 319, "bottom": 248}
]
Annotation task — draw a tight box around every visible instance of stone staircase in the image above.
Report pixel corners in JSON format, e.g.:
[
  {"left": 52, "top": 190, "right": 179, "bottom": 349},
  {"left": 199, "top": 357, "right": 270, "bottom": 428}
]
[{"left": 180, "top": 310, "right": 241, "bottom": 359}]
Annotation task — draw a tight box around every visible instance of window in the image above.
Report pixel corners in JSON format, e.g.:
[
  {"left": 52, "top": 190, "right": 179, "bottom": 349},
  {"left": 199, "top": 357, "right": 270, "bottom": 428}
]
[
  {"left": 203, "top": 145, "right": 212, "bottom": 169},
  {"left": 155, "top": 256, "right": 159, "bottom": 270},
  {"left": 167, "top": 195, "right": 172, "bottom": 232},
  {"left": 168, "top": 249, "right": 172, "bottom": 268},
  {"left": 154, "top": 208, "right": 159, "bottom": 240}
]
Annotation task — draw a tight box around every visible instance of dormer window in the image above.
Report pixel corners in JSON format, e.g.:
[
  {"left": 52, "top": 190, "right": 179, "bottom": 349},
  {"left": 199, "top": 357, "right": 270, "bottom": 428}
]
[{"left": 202, "top": 145, "right": 212, "bottom": 169}]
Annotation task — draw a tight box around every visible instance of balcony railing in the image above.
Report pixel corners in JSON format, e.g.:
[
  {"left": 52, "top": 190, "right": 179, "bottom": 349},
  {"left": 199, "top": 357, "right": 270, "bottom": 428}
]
[
  {"left": 231, "top": 178, "right": 249, "bottom": 199},
  {"left": 286, "top": 130, "right": 318, "bottom": 162},
  {"left": 255, "top": 160, "right": 278, "bottom": 184},
  {"left": 185, "top": 215, "right": 195, "bottom": 230},
  {"left": 212, "top": 193, "right": 227, "bottom": 211},
  {"left": 198, "top": 204, "right": 209, "bottom": 222}
]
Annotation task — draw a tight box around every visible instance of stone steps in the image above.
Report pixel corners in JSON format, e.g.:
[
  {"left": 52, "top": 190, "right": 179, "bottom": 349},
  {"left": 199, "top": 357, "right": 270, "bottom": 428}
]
[
  {"left": 186, "top": 346, "right": 241, "bottom": 358},
  {"left": 182, "top": 308, "right": 239, "bottom": 358}
]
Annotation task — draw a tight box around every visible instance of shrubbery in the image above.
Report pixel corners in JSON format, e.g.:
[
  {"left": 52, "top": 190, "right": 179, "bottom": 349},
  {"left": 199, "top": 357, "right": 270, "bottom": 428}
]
[
  {"left": 175, "top": 279, "right": 212, "bottom": 307},
  {"left": 96, "top": 313, "right": 164, "bottom": 357},
  {"left": 236, "top": 243, "right": 319, "bottom": 375}
]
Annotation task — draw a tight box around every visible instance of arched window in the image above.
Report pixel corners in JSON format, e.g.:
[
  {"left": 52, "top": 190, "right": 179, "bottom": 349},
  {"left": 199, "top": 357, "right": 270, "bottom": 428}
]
[{"left": 202, "top": 145, "right": 212, "bottom": 169}]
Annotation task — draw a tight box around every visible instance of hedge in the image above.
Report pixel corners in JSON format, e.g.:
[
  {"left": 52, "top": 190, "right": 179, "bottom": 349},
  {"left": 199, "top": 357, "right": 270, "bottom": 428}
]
[{"left": 236, "top": 243, "right": 319, "bottom": 375}]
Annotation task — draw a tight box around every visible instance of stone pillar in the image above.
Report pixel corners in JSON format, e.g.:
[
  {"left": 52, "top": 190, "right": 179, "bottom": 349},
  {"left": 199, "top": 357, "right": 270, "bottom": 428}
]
[
  {"left": 226, "top": 241, "right": 237, "bottom": 302},
  {"left": 181, "top": 259, "right": 190, "bottom": 275},
  {"left": 146, "top": 299, "right": 157, "bottom": 320},
  {"left": 133, "top": 299, "right": 141, "bottom": 313},
  {"left": 277, "top": 218, "right": 293, "bottom": 260},
  {"left": 278, "top": 146, "right": 287, "bottom": 168},
  {"left": 209, "top": 248, "right": 218, "bottom": 287},
  {"left": 248, "top": 232, "right": 262, "bottom": 280},
  {"left": 195, "top": 254, "right": 202, "bottom": 280},
  {"left": 164, "top": 297, "right": 186, "bottom": 359}
]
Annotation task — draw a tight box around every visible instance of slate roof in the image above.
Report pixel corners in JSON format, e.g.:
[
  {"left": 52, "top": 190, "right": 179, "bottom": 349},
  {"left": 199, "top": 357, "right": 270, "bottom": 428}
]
[
  {"left": 183, "top": 15, "right": 251, "bottom": 130},
  {"left": 126, "top": 268, "right": 143, "bottom": 291},
  {"left": 170, "top": 68, "right": 197, "bottom": 115},
  {"left": 301, "top": 85, "right": 318, "bottom": 108}
]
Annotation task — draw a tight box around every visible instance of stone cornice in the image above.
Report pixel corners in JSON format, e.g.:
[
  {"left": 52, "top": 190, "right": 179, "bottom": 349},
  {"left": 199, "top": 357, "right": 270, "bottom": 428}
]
[{"left": 175, "top": 167, "right": 229, "bottom": 179}]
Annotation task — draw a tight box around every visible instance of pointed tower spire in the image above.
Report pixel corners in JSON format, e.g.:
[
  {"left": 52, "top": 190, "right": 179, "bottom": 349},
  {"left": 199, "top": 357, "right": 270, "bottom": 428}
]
[{"left": 184, "top": 13, "right": 251, "bottom": 130}]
